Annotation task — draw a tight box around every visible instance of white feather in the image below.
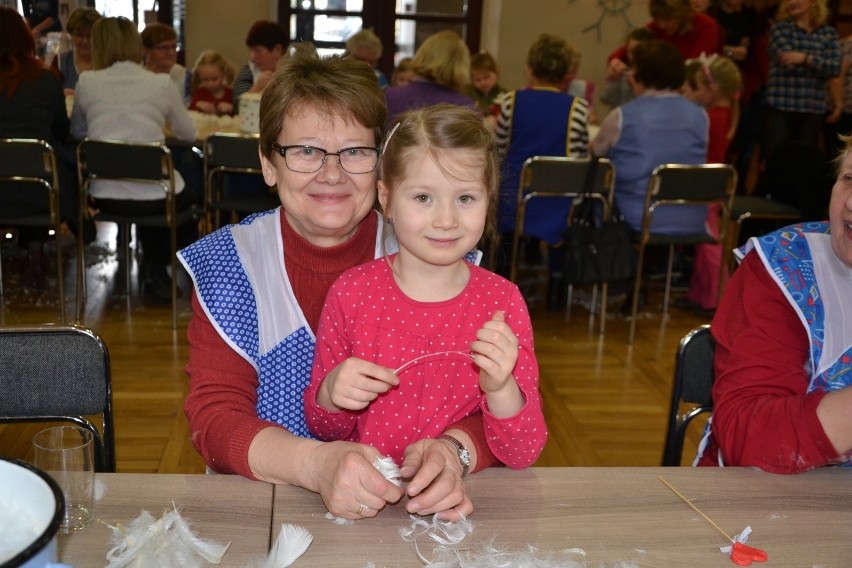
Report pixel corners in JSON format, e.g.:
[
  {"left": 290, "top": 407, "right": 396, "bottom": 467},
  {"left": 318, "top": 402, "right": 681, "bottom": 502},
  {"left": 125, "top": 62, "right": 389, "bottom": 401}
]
[
  {"left": 249, "top": 523, "right": 313, "bottom": 568},
  {"left": 325, "top": 456, "right": 402, "bottom": 524},
  {"left": 104, "top": 505, "right": 230, "bottom": 568}
]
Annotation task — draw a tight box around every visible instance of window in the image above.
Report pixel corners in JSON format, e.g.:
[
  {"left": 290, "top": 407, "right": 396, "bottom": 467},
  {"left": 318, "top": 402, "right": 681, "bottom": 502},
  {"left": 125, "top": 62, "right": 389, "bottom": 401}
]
[{"left": 278, "top": 0, "right": 482, "bottom": 77}]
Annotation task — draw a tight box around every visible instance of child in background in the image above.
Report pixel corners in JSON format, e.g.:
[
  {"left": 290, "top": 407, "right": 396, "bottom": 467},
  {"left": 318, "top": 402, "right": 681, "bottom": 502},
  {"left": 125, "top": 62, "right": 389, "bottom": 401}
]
[
  {"left": 304, "top": 104, "right": 546, "bottom": 469},
  {"left": 599, "top": 27, "right": 655, "bottom": 109},
  {"left": 464, "top": 51, "right": 506, "bottom": 115},
  {"left": 189, "top": 50, "right": 235, "bottom": 116},
  {"left": 566, "top": 50, "right": 598, "bottom": 123},
  {"left": 346, "top": 28, "right": 389, "bottom": 89},
  {"left": 682, "top": 54, "right": 743, "bottom": 314},
  {"left": 391, "top": 57, "right": 415, "bottom": 87}
]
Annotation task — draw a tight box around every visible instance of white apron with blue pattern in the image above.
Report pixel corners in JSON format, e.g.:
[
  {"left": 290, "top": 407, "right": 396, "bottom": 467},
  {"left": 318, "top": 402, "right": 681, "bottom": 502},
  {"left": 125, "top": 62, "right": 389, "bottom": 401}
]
[{"left": 178, "top": 208, "right": 393, "bottom": 438}]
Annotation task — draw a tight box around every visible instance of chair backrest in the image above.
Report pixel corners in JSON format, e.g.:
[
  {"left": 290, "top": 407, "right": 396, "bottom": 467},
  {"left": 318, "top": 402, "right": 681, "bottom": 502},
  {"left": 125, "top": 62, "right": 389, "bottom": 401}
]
[
  {"left": 204, "top": 132, "right": 262, "bottom": 172},
  {"left": 510, "top": 156, "right": 615, "bottom": 282},
  {"left": 662, "top": 324, "right": 715, "bottom": 466},
  {"left": 77, "top": 138, "right": 174, "bottom": 197},
  {"left": 0, "top": 324, "right": 115, "bottom": 472},
  {"left": 0, "top": 138, "right": 61, "bottom": 226}
]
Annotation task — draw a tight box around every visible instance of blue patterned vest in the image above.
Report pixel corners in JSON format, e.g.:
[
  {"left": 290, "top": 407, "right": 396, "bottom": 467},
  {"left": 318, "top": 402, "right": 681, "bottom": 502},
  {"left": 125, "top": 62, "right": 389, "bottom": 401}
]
[
  {"left": 178, "top": 209, "right": 388, "bottom": 438},
  {"left": 742, "top": 222, "right": 852, "bottom": 403}
]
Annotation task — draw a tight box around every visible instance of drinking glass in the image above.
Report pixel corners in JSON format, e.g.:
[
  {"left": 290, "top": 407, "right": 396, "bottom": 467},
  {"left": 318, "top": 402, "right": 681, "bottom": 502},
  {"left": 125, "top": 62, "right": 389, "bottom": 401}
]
[{"left": 32, "top": 426, "right": 95, "bottom": 533}]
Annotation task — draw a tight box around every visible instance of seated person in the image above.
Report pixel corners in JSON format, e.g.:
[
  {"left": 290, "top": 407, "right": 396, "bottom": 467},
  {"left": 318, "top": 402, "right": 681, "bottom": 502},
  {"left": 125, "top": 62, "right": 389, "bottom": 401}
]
[
  {"left": 232, "top": 20, "right": 287, "bottom": 110},
  {"left": 696, "top": 135, "right": 852, "bottom": 473},
  {"left": 189, "top": 49, "right": 234, "bottom": 116},
  {"left": 141, "top": 22, "right": 191, "bottom": 106},
  {"left": 345, "top": 28, "right": 388, "bottom": 89},
  {"left": 463, "top": 50, "right": 506, "bottom": 115},
  {"left": 592, "top": 40, "right": 708, "bottom": 236}
]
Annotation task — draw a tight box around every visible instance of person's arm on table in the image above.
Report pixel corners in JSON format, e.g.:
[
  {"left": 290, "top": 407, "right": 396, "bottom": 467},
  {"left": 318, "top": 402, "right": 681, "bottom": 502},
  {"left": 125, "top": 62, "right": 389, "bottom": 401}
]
[
  {"left": 184, "top": 292, "right": 403, "bottom": 518},
  {"left": 710, "top": 253, "right": 847, "bottom": 472}
]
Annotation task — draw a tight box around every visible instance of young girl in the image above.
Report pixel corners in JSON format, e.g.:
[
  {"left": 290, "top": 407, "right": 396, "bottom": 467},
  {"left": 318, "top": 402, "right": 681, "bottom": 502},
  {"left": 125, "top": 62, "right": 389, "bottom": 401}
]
[
  {"left": 304, "top": 104, "right": 546, "bottom": 469},
  {"left": 683, "top": 55, "right": 743, "bottom": 312},
  {"left": 463, "top": 51, "right": 506, "bottom": 115},
  {"left": 189, "top": 50, "right": 234, "bottom": 116}
]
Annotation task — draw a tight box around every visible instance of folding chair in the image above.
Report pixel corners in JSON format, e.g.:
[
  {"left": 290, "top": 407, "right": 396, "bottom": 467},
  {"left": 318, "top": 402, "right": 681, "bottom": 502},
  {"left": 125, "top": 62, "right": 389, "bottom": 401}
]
[
  {"left": 0, "top": 324, "right": 115, "bottom": 472},
  {"left": 0, "top": 139, "right": 68, "bottom": 322},
  {"left": 76, "top": 139, "right": 198, "bottom": 329},
  {"left": 509, "top": 156, "right": 614, "bottom": 332},
  {"left": 203, "top": 133, "right": 277, "bottom": 232},
  {"left": 662, "top": 324, "right": 715, "bottom": 466},
  {"left": 627, "top": 164, "right": 736, "bottom": 344},
  {"left": 728, "top": 195, "right": 800, "bottom": 259}
]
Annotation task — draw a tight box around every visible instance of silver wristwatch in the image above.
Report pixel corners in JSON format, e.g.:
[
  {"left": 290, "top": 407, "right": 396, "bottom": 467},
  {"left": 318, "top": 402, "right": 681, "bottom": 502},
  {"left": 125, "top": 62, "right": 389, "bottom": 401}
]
[{"left": 438, "top": 434, "right": 470, "bottom": 477}]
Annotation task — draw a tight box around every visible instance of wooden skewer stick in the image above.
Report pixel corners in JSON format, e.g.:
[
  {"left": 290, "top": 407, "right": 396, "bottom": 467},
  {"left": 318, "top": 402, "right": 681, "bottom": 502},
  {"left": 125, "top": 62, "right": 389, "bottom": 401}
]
[{"left": 658, "top": 476, "right": 733, "bottom": 542}]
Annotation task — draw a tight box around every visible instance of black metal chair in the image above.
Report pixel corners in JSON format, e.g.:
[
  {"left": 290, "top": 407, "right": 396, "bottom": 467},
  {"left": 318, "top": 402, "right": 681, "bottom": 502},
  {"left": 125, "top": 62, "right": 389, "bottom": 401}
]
[
  {"left": 0, "top": 139, "right": 68, "bottom": 322},
  {"left": 662, "top": 324, "right": 715, "bottom": 467},
  {"left": 0, "top": 324, "right": 115, "bottom": 472},
  {"left": 76, "top": 138, "right": 199, "bottom": 329},
  {"left": 728, "top": 195, "right": 801, "bottom": 264},
  {"left": 203, "top": 133, "right": 277, "bottom": 232},
  {"left": 509, "top": 156, "right": 614, "bottom": 333},
  {"left": 628, "top": 164, "right": 737, "bottom": 344}
]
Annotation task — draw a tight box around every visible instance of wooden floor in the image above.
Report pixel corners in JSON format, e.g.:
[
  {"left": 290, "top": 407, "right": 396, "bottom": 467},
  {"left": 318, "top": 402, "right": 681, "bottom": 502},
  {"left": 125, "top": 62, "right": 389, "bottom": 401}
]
[{"left": 0, "top": 225, "right": 710, "bottom": 473}]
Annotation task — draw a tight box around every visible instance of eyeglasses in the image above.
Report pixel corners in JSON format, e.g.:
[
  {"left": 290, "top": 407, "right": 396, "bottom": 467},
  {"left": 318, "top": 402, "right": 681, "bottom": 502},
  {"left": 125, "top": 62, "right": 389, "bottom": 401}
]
[
  {"left": 271, "top": 143, "right": 380, "bottom": 174},
  {"left": 152, "top": 43, "right": 178, "bottom": 52}
]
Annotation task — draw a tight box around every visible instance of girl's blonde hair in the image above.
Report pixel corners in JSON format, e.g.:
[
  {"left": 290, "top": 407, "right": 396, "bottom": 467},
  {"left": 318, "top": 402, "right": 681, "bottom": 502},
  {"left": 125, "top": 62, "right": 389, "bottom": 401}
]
[
  {"left": 191, "top": 49, "right": 235, "bottom": 91},
  {"left": 776, "top": 0, "right": 829, "bottom": 26},
  {"left": 391, "top": 57, "right": 414, "bottom": 86},
  {"left": 380, "top": 104, "right": 499, "bottom": 247},
  {"left": 695, "top": 55, "right": 742, "bottom": 100},
  {"left": 412, "top": 30, "right": 470, "bottom": 91},
  {"left": 91, "top": 17, "right": 142, "bottom": 70}
]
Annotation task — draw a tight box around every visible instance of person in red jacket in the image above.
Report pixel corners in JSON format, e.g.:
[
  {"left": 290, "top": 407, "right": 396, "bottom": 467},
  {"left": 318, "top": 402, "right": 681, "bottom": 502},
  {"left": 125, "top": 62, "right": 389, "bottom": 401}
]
[
  {"left": 607, "top": 0, "right": 723, "bottom": 78},
  {"left": 696, "top": 135, "right": 852, "bottom": 473}
]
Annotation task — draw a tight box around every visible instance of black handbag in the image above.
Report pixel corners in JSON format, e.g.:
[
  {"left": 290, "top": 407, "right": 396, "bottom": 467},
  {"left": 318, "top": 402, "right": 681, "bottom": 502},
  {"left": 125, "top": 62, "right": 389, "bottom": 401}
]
[{"left": 563, "top": 159, "right": 637, "bottom": 286}]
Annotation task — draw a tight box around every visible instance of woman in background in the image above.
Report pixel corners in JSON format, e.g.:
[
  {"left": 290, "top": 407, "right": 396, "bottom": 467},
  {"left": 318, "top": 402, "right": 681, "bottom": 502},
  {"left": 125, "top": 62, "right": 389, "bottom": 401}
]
[
  {"left": 0, "top": 7, "right": 78, "bottom": 289},
  {"left": 141, "top": 22, "right": 191, "bottom": 106},
  {"left": 50, "top": 7, "right": 100, "bottom": 95},
  {"left": 71, "top": 17, "right": 197, "bottom": 303},
  {"left": 384, "top": 30, "right": 476, "bottom": 127}
]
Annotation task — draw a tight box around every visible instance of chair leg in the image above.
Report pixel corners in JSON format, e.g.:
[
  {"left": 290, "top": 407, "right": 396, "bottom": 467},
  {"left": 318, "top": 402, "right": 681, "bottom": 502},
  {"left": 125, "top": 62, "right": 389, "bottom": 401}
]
[
  {"left": 565, "top": 283, "right": 573, "bottom": 322},
  {"left": 76, "top": 221, "right": 86, "bottom": 324},
  {"left": 53, "top": 225, "right": 66, "bottom": 323},
  {"left": 123, "top": 224, "right": 132, "bottom": 296},
  {"left": 599, "top": 282, "right": 608, "bottom": 336},
  {"left": 662, "top": 244, "right": 675, "bottom": 316},
  {"left": 628, "top": 244, "right": 646, "bottom": 344}
]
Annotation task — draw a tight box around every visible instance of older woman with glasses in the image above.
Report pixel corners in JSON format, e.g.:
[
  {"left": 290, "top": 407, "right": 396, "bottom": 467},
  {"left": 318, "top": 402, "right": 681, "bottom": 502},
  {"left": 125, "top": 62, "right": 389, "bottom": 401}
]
[
  {"left": 51, "top": 7, "right": 101, "bottom": 95},
  {"left": 178, "top": 44, "right": 498, "bottom": 522},
  {"left": 141, "top": 22, "right": 191, "bottom": 106}
]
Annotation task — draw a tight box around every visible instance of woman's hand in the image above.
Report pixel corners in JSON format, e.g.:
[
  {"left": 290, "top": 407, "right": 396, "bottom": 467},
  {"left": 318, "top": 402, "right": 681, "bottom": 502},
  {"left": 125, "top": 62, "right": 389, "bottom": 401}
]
[
  {"left": 778, "top": 50, "right": 808, "bottom": 67},
  {"left": 400, "top": 438, "right": 472, "bottom": 521},
  {"left": 317, "top": 357, "right": 399, "bottom": 411},
  {"left": 308, "top": 440, "right": 405, "bottom": 520}
]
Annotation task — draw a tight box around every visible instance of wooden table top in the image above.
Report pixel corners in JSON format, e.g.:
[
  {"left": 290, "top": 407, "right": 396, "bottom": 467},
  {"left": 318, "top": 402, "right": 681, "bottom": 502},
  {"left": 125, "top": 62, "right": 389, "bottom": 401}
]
[
  {"left": 273, "top": 467, "right": 852, "bottom": 566},
  {"left": 58, "top": 473, "right": 273, "bottom": 567}
]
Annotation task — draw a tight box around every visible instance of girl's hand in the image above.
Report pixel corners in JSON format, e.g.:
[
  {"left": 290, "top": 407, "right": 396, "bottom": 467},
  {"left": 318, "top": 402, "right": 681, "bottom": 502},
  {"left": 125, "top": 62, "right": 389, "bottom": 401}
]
[
  {"left": 195, "top": 101, "right": 216, "bottom": 114},
  {"left": 216, "top": 101, "right": 234, "bottom": 116},
  {"left": 318, "top": 357, "right": 399, "bottom": 411},
  {"left": 471, "top": 311, "right": 525, "bottom": 417}
]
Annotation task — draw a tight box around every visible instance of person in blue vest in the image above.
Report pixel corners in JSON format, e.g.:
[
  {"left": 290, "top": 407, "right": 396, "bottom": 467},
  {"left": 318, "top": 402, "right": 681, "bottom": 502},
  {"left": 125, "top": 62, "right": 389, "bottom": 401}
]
[
  {"left": 592, "top": 39, "right": 709, "bottom": 235},
  {"left": 697, "top": 134, "right": 852, "bottom": 472},
  {"left": 493, "top": 33, "right": 591, "bottom": 277},
  {"left": 179, "top": 44, "right": 499, "bottom": 522}
]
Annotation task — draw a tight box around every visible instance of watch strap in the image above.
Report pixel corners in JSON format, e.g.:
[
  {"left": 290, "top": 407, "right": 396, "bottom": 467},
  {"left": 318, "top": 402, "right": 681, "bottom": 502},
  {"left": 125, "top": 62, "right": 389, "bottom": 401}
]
[{"left": 438, "top": 434, "right": 470, "bottom": 477}]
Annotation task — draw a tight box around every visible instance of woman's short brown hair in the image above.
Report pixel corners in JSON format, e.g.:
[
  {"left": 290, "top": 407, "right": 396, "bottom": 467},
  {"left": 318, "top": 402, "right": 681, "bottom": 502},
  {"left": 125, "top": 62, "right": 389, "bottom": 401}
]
[
  {"left": 91, "top": 17, "right": 142, "bottom": 70},
  {"left": 632, "top": 39, "right": 685, "bottom": 90},
  {"left": 526, "top": 33, "right": 576, "bottom": 85},
  {"left": 66, "top": 7, "right": 101, "bottom": 36},
  {"left": 140, "top": 22, "right": 177, "bottom": 48},
  {"left": 259, "top": 43, "right": 387, "bottom": 159},
  {"left": 412, "top": 30, "right": 471, "bottom": 91}
]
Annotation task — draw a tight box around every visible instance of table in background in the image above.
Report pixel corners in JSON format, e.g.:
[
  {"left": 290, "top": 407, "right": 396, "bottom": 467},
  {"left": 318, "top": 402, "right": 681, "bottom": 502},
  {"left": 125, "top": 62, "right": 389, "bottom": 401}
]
[
  {"left": 59, "top": 473, "right": 272, "bottom": 567},
  {"left": 273, "top": 467, "right": 852, "bottom": 566}
]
